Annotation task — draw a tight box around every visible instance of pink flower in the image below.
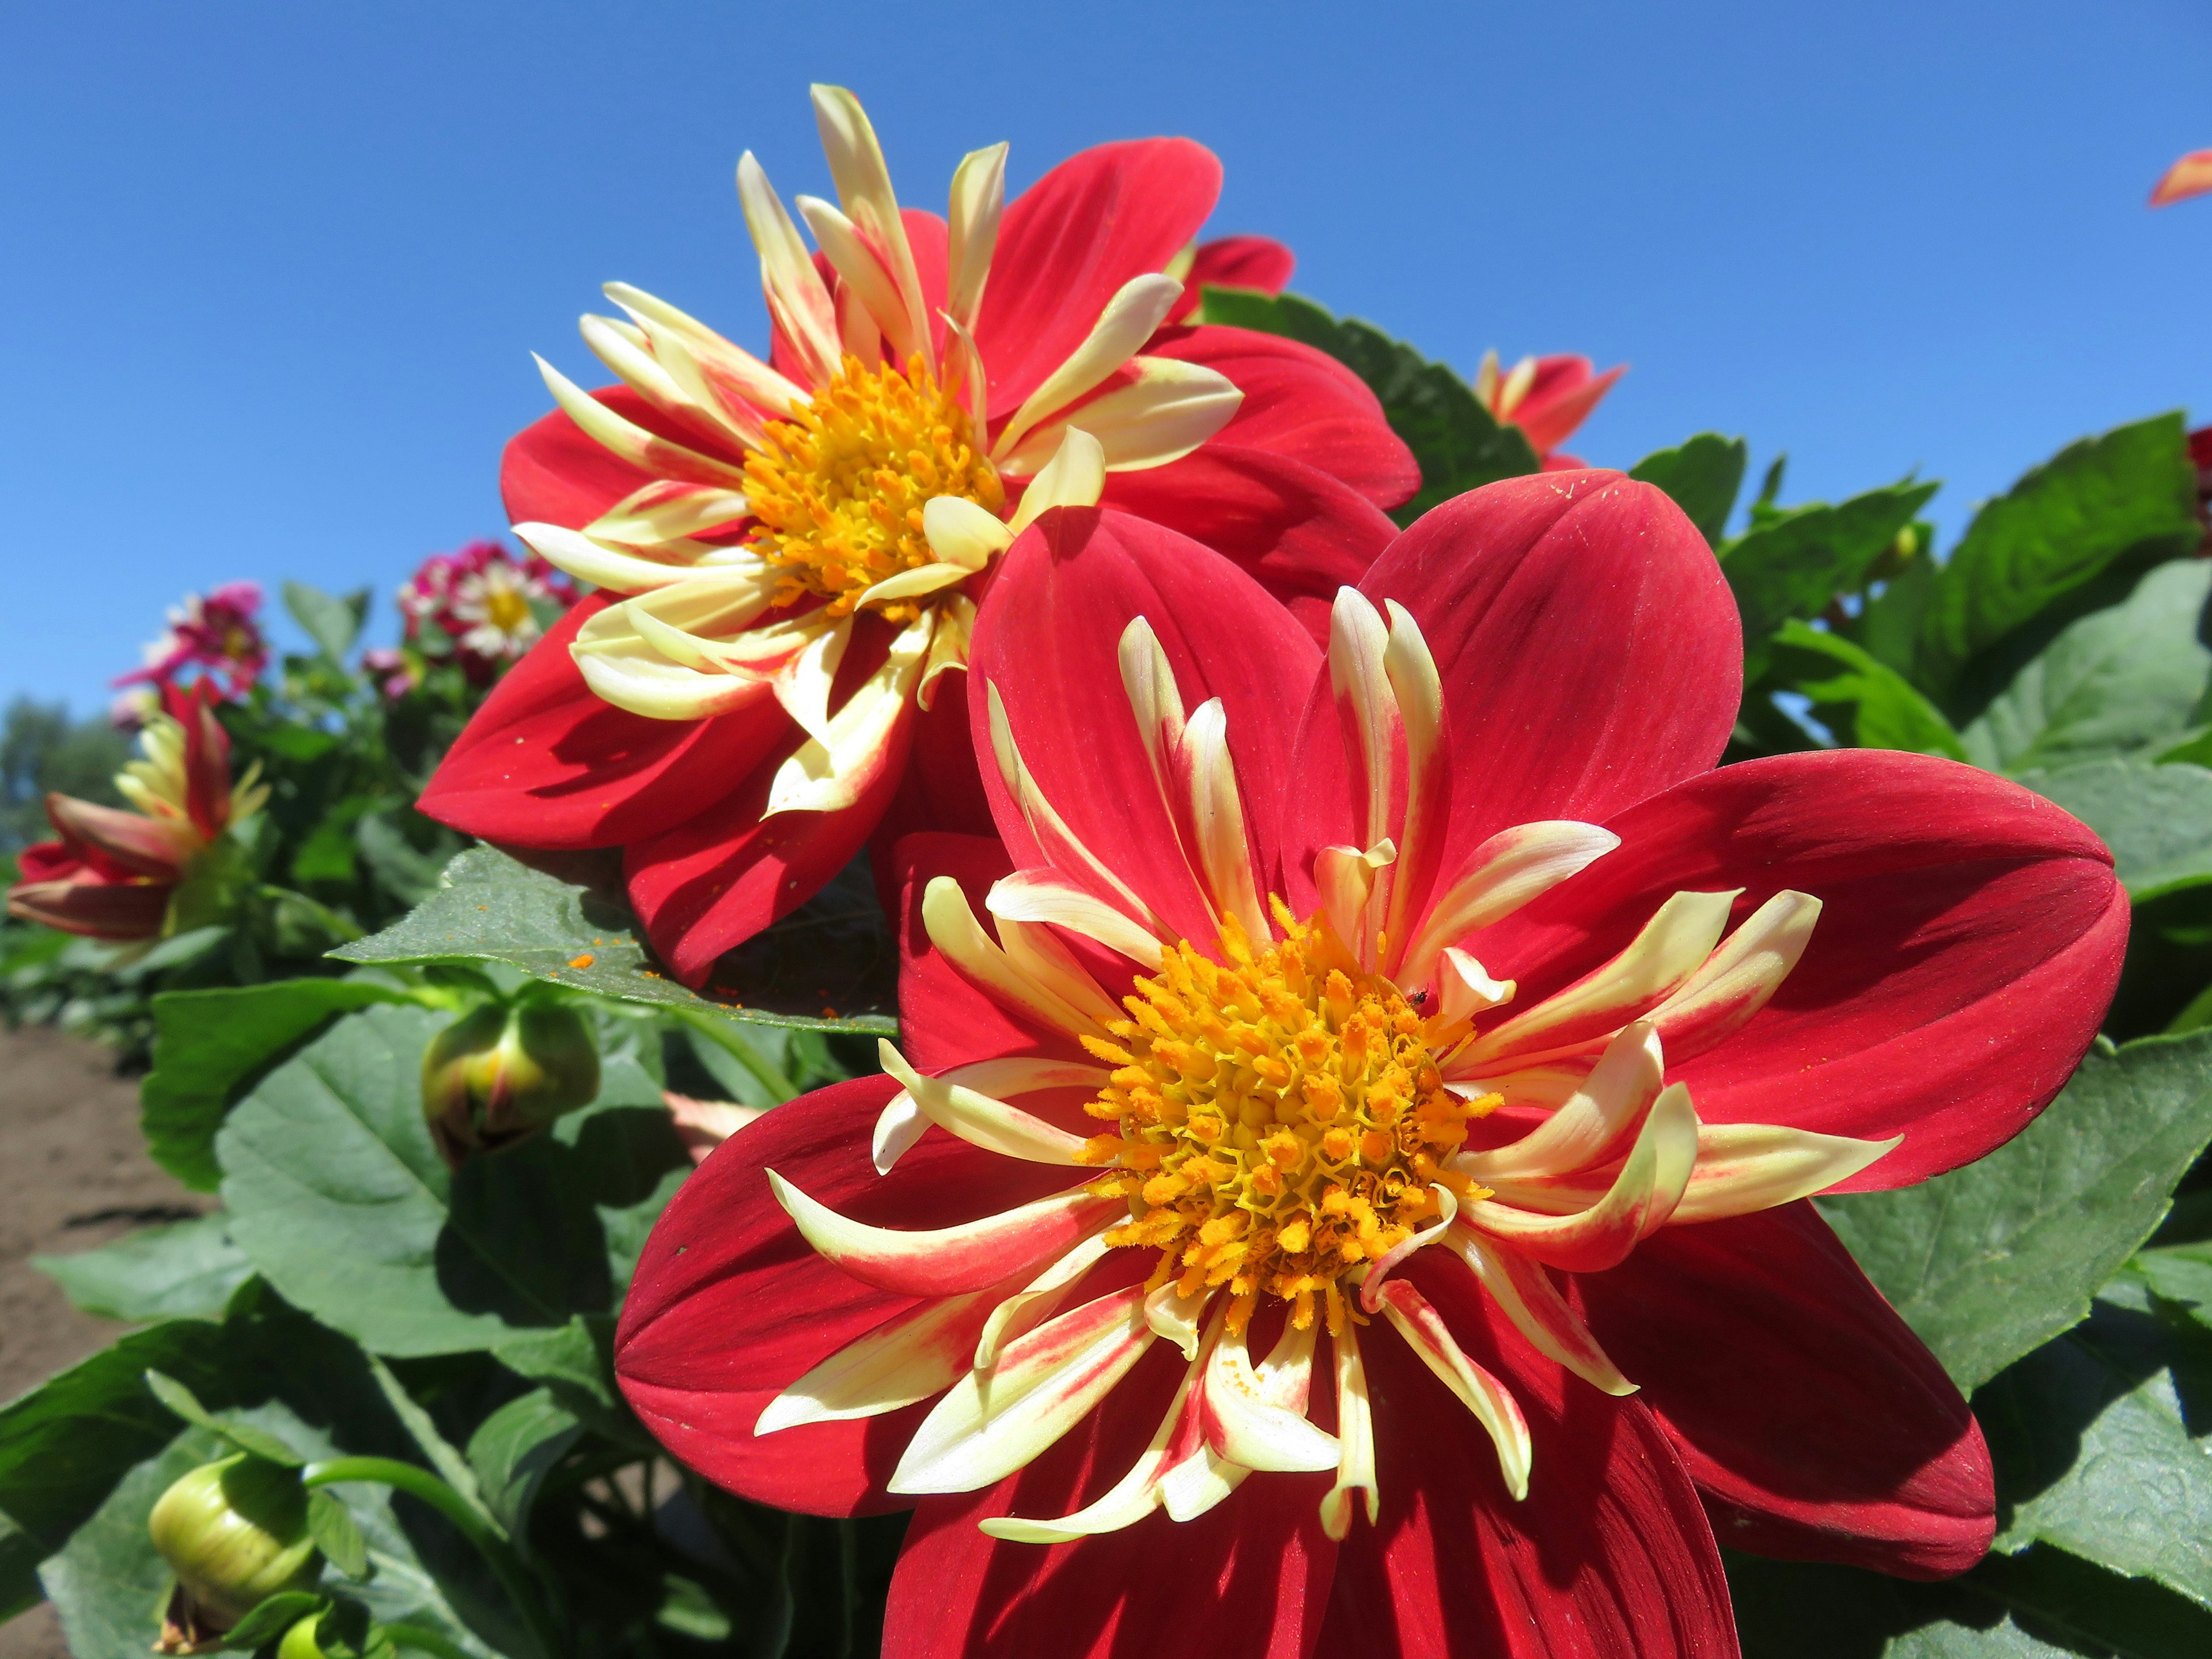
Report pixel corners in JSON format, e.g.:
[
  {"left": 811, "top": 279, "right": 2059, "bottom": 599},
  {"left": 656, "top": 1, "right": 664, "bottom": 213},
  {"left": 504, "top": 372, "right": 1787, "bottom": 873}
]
[
  {"left": 397, "top": 540, "right": 580, "bottom": 683},
  {"left": 1475, "top": 353, "right": 1626, "bottom": 469},
  {"left": 114, "top": 582, "right": 267, "bottom": 700}
]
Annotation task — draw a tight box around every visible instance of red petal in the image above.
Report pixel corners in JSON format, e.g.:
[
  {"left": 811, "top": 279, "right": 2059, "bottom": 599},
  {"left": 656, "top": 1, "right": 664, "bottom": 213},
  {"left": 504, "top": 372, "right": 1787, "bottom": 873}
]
[
  {"left": 1575, "top": 1202, "right": 1993, "bottom": 1579},
  {"left": 1480, "top": 749, "right": 2128, "bottom": 1185},
  {"left": 615, "top": 1075, "right": 1078, "bottom": 1517},
  {"left": 1100, "top": 446, "right": 1397, "bottom": 647},
  {"left": 417, "top": 597, "right": 785, "bottom": 851},
  {"left": 970, "top": 507, "right": 1321, "bottom": 945},
  {"left": 1509, "top": 357, "right": 1626, "bottom": 457},
  {"left": 1143, "top": 324, "right": 1418, "bottom": 510},
  {"left": 866, "top": 672, "right": 998, "bottom": 924},
  {"left": 1162, "top": 233, "right": 1296, "bottom": 324},
  {"left": 1283, "top": 470, "right": 1740, "bottom": 916},
  {"left": 885, "top": 1341, "right": 1338, "bottom": 1659},
  {"left": 1316, "top": 1252, "right": 1737, "bottom": 1659},
  {"left": 499, "top": 385, "right": 747, "bottom": 531},
  {"left": 6, "top": 874, "right": 172, "bottom": 940},
  {"left": 14, "top": 838, "right": 83, "bottom": 885},
  {"left": 976, "top": 139, "right": 1221, "bottom": 415}
]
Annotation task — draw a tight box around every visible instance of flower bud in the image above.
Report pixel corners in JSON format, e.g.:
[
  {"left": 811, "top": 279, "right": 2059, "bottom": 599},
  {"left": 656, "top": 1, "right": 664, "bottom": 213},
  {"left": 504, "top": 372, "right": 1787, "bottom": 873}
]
[
  {"left": 422, "top": 1000, "right": 600, "bottom": 1164},
  {"left": 277, "top": 1610, "right": 329, "bottom": 1659},
  {"left": 149, "top": 1455, "right": 320, "bottom": 1652}
]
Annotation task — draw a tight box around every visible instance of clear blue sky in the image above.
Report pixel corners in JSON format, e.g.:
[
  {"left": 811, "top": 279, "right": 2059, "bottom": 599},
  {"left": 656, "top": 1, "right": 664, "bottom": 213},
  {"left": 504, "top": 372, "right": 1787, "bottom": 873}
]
[{"left": 5, "top": 0, "right": 2210, "bottom": 714}]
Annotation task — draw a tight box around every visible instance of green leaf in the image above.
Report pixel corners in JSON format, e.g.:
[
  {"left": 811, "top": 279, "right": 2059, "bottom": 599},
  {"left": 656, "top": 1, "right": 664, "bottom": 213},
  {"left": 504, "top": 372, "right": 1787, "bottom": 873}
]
[
  {"left": 1962, "top": 560, "right": 2212, "bottom": 772},
  {"left": 676, "top": 1010, "right": 798, "bottom": 1107},
  {"left": 1197, "top": 287, "right": 1540, "bottom": 522},
  {"left": 331, "top": 844, "right": 895, "bottom": 1034},
  {"left": 490, "top": 1319, "right": 620, "bottom": 1418},
  {"left": 306, "top": 1490, "right": 369, "bottom": 1581},
  {"left": 465, "top": 1391, "right": 581, "bottom": 1539},
  {"left": 283, "top": 582, "right": 369, "bottom": 664},
  {"left": 2012, "top": 757, "right": 2212, "bottom": 902},
  {"left": 1819, "top": 1031, "right": 2212, "bottom": 1390},
  {"left": 1729, "top": 1543, "right": 2212, "bottom": 1658},
  {"left": 361, "top": 1357, "right": 490, "bottom": 1528},
  {"left": 34, "top": 1214, "right": 253, "bottom": 1323},
  {"left": 1915, "top": 414, "right": 2199, "bottom": 711},
  {"left": 355, "top": 815, "right": 454, "bottom": 907},
  {"left": 217, "top": 1004, "right": 688, "bottom": 1357},
  {"left": 1, "top": 1512, "right": 46, "bottom": 1622},
  {"left": 143, "top": 1369, "right": 302, "bottom": 1465},
  {"left": 1767, "top": 623, "right": 1967, "bottom": 758},
  {"left": 1627, "top": 433, "right": 1747, "bottom": 546},
  {"left": 1979, "top": 1302, "right": 2212, "bottom": 1610},
  {"left": 2134, "top": 1240, "right": 2212, "bottom": 1317},
  {"left": 142, "top": 979, "right": 411, "bottom": 1191},
  {"left": 1722, "top": 479, "right": 1940, "bottom": 680}
]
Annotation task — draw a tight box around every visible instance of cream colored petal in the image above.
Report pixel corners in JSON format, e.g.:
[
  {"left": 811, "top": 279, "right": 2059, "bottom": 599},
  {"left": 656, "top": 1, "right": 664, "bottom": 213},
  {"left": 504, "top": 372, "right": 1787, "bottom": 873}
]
[
  {"left": 1461, "top": 889, "right": 1741, "bottom": 1070},
  {"left": 797, "top": 193, "right": 922, "bottom": 363},
  {"left": 1435, "top": 948, "right": 1516, "bottom": 1025},
  {"left": 1373, "top": 1276, "right": 1531, "bottom": 1500},
  {"left": 1328, "top": 588, "right": 1400, "bottom": 884},
  {"left": 996, "top": 917, "right": 1125, "bottom": 1031},
  {"left": 976, "top": 1233, "right": 1118, "bottom": 1370},
  {"left": 921, "top": 497, "right": 1012, "bottom": 571},
  {"left": 836, "top": 279, "right": 881, "bottom": 363},
  {"left": 877, "top": 1040, "right": 1090, "bottom": 1165},
  {"left": 919, "top": 876, "right": 1112, "bottom": 1041},
  {"left": 772, "top": 617, "right": 853, "bottom": 747},
  {"left": 1444, "top": 1228, "right": 1635, "bottom": 1396},
  {"left": 810, "top": 84, "right": 932, "bottom": 369},
  {"left": 756, "top": 1288, "right": 1002, "bottom": 1434},
  {"left": 533, "top": 354, "right": 752, "bottom": 490},
  {"left": 1666, "top": 1123, "right": 1901, "bottom": 1225},
  {"left": 995, "top": 360, "right": 1242, "bottom": 478},
  {"left": 1005, "top": 427, "right": 1108, "bottom": 533},
  {"left": 946, "top": 142, "right": 1007, "bottom": 334},
  {"left": 604, "top": 281, "right": 808, "bottom": 419},
  {"left": 1400, "top": 821, "right": 1621, "bottom": 986},
  {"left": 853, "top": 561, "right": 974, "bottom": 610},
  {"left": 940, "top": 312, "right": 990, "bottom": 433},
  {"left": 583, "top": 482, "right": 753, "bottom": 550},
  {"left": 1355, "top": 1185, "right": 1460, "bottom": 1308},
  {"left": 983, "top": 682, "right": 1161, "bottom": 927},
  {"left": 515, "top": 521, "right": 743, "bottom": 593},
  {"left": 1198, "top": 1318, "right": 1337, "bottom": 1472},
  {"left": 1319, "top": 1320, "right": 1380, "bottom": 1540},
  {"left": 767, "top": 1170, "right": 1113, "bottom": 1297},
  {"left": 736, "top": 151, "right": 840, "bottom": 388},
  {"left": 1461, "top": 1021, "right": 1665, "bottom": 1183},
  {"left": 872, "top": 1054, "right": 1107, "bottom": 1175},
  {"left": 1143, "top": 1283, "right": 1212, "bottom": 1362},
  {"left": 1378, "top": 600, "right": 1450, "bottom": 972},
  {"left": 1315, "top": 839, "right": 1395, "bottom": 965},
  {"left": 888, "top": 1285, "right": 1153, "bottom": 1495},
  {"left": 992, "top": 274, "right": 1184, "bottom": 461},
  {"left": 1161, "top": 1311, "right": 1317, "bottom": 1521},
  {"left": 979, "top": 1346, "right": 1200, "bottom": 1544},
  {"left": 1645, "top": 890, "right": 1821, "bottom": 1062},
  {"left": 767, "top": 612, "right": 931, "bottom": 815},
  {"left": 917, "top": 593, "right": 975, "bottom": 713},
  {"left": 987, "top": 871, "right": 1165, "bottom": 970}
]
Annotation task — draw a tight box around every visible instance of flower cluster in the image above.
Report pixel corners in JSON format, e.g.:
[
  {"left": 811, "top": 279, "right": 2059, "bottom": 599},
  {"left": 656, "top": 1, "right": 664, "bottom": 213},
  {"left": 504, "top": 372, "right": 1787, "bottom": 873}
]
[
  {"left": 113, "top": 582, "right": 268, "bottom": 711},
  {"left": 395, "top": 539, "right": 579, "bottom": 684},
  {"left": 8, "top": 681, "right": 266, "bottom": 942}
]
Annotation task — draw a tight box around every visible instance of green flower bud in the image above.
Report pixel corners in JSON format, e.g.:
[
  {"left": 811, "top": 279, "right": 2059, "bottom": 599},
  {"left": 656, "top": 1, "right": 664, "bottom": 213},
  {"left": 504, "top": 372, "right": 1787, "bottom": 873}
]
[
  {"left": 278, "top": 1610, "right": 328, "bottom": 1659},
  {"left": 422, "top": 1000, "right": 600, "bottom": 1164},
  {"left": 149, "top": 1455, "right": 320, "bottom": 1651}
]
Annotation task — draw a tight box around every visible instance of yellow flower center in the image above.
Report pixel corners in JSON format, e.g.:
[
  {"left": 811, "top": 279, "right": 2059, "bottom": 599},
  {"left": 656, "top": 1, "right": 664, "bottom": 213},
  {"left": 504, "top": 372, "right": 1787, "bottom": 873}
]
[
  {"left": 484, "top": 581, "right": 533, "bottom": 635},
  {"left": 744, "top": 354, "right": 1004, "bottom": 623},
  {"left": 1078, "top": 907, "right": 1496, "bottom": 1336}
]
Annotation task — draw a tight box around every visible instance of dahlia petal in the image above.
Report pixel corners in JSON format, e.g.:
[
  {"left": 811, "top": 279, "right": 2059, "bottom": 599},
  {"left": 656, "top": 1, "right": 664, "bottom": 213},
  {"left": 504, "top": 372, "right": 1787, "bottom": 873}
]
[
  {"left": 1005, "top": 427, "right": 1108, "bottom": 533},
  {"left": 993, "top": 275, "right": 1185, "bottom": 463},
  {"left": 998, "top": 358, "right": 1243, "bottom": 478},
  {"left": 418, "top": 597, "right": 784, "bottom": 851},
  {"left": 1575, "top": 1202, "right": 1993, "bottom": 1578},
  {"left": 1314, "top": 840, "right": 1392, "bottom": 955},
  {"left": 1482, "top": 748, "right": 2129, "bottom": 1185},
  {"left": 1355, "top": 1187, "right": 1461, "bottom": 1308},
  {"left": 995, "top": 918, "right": 1125, "bottom": 1031},
  {"left": 766, "top": 1171, "right": 1116, "bottom": 1298},
  {"left": 1460, "top": 1084, "right": 1699, "bottom": 1271},
  {"left": 1142, "top": 1283, "right": 1211, "bottom": 1361},
  {"left": 41, "top": 796, "right": 184, "bottom": 878},
  {"left": 922, "top": 495, "right": 1013, "bottom": 569},
  {"left": 1435, "top": 949, "right": 1515, "bottom": 1023},
  {"left": 7, "top": 876, "right": 172, "bottom": 940},
  {"left": 889, "top": 1285, "right": 1155, "bottom": 1495},
  {"left": 770, "top": 616, "right": 853, "bottom": 745},
  {"left": 986, "top": 872, "right": 1165, "bottom": 969},
  {"left": 1318, "top": 1320, "right": 1379, "bottom": 1541},
  {"left": 516, "top": 520, "right": 749, "bottom": 593},
  {"left": 972, "top": 509, "right": 1320, "bottom": 943},
  {"left": 602, "top": 281, "right": 806, "bottom": 424},
  {"left": 1164, "top": 1311, "right": 1320, "bottom": 1520},
  {"left": 976, "top": 137, "right": 1222, "bottom": 414},
  {"left": 582, "top": 480, "right": 752, "bottom": 547},
  {"left": 1443, "top": 1229, "right": 1634, "bottom": 1396},
  {"left": 976, "top": 1234, "right": 1118, "bottom": 1370},
  {"left": 501, "top": 396, "right": 664, "bottom": 532},
  {"left": 1668, "top": 1123, "right": 1900, "bottom": 1224},
  {"left": 982, "top": 1354, "right": 1203, "bottom": 1543},
  {"left": 1399, "top": 820, "right": 1620, "bottom": 988},
  {"left": 920, "top": 876, "right": 1115, "bottom": 1041},
  {"left": 875, "top": 1055, "right": 1108, "bottom": 1175},
  {"left": 737, "top": 150, "right": 840, "bottom": 388},
  {"left": 534, "top": 354, "right": 752, "bottom": 489},
  {"left": 1377, "top": 599, "right": 1450, "bottom": 965},
  {"left": 1290, "top": 473, "right": 1740, "bottom": 909},
  {"left": 810, "top": 85, "right": 932, "bottom": 364},
  {"left": 571, "top": 643, "right": 764, "bottom": 722},
  {"left": 756, "top": 1286, "right": 1007, "bottom": 1434},
  {"left": 767, "top": 613, "right": 933, "bottom": 816},
  {"left": 1328, "top": 586, "right": 1397, "bottom": 863},
  {"left": 1198, "top": 1318, "right": 1338, "bottom": 1474},
  {"left": 1141, "top": 325, "right": 1418, "bottom": 510},
  {"left": 798, "top": 192, "right": 925, "bottom": 364},
  {"left": 1462, "top": 1021, "right": 1664, "bottom": 1181},
  {"left": 578, "top": 310, "right": 750, "bottom": 453},
  {"left": 1371, "top": 1278, "right": 1532, "bottom": 1501},
  {"left": 1171, "top": 235, "right": 1294, "bottom": 321},
  {"left": 1513, "top": 359, "right": 1627, "bottom": 456},
  {"left": 1460, "top": 889, "right": 1739, "bottom": 1070},
  {"left": 946, "top": 142, "right": 1007, "bottom": 334},
  {"left": 877, "top": 1041, "right": 1091, "bottom": 1165}
]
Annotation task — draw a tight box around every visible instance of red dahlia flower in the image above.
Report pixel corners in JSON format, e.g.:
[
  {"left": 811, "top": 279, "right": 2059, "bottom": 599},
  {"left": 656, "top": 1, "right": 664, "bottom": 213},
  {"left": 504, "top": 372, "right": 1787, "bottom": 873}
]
[
  {"left": 397, "top": 539, "right": 580, "bottom": 681},
  {"left": 1475, "top": 351, "right": 1626, "bottom": 469},
  {"left": 1164, "top": 234, "right": 1297, "bottom": 324},
  {"left": 113, "top": 581, "right": 268, "bottom": 702},
  {"left": 8, "top": 683, "right": 266, "bottom": 942},
  {"left": 614, "top": 475, "right": 2126, "bottom": 1657},
  {"left": 418, "top": 86, "right": 1414, "bottom": 986}
]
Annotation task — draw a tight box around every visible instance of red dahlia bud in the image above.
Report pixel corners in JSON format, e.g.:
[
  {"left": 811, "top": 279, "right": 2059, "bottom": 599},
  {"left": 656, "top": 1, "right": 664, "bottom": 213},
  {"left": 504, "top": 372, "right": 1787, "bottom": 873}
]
[{"left": 421, "top": 1000, "right": 600, "bottom": 1164}]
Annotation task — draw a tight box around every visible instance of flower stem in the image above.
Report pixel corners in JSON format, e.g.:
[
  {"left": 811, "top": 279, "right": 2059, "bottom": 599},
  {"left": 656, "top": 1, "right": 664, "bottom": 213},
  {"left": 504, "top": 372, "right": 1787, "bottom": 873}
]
[{"left": 301, "top": 1457, "right": 560, "bottom": 1659}]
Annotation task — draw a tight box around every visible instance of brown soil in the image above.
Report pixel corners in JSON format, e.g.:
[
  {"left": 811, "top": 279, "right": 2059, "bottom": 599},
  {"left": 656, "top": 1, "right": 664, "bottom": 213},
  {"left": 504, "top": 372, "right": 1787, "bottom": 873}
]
[{"left": 0, "top": 1026, "right": 209, "bottom": 1659}]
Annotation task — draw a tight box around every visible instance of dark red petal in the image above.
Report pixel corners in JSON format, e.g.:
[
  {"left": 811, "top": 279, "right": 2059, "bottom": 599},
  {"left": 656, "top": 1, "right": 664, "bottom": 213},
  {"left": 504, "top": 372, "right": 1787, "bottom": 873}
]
[
  {"left": 976, "top": 139, "right": 1221, "bottom": 415},
  {"left": 1316, "top": 1252, "right": 1737, "bottom": 1659},
  {"left": 885, "top": 1340, "right": 1338, "bottom": 1659},
  {"left": 1142, "top": 324, "right": 1418, "bottom": 510},
  {"left": 499, "top": 385, "right": 747, "bottom": 532},
  {"left": 1284, "top": 470, "right": 1741, "bottom": 916},
  {"left": 1101, "top": 446, "right": 1397, "bottom": 647},
  {"left": 866, "top": 672, "right": 998, "bottom": 925},
  {"left": 1575, "top": 1202, "right": 1993, "bottom": 1580},
  {"left": 13, "top": 838, "right": 82, "bottom": 885},
  {"left": 1175, "top": 235, "right": 1296, "bottom": 319},
  {"left": 6, "top": 874, "right": 172, "bottom": 940},
  {"left": 970, "top": 507, "right": 1321, "bottom": 945},
  {"left": 416, "top": 596, "right": 783, "bottom": 851},
  {"left": 1480, "top": 748, "right": 2128, "bottom": 1185},
  {"left": 615, "top": 1074, "right": 1081, "bottom": 1517}
]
